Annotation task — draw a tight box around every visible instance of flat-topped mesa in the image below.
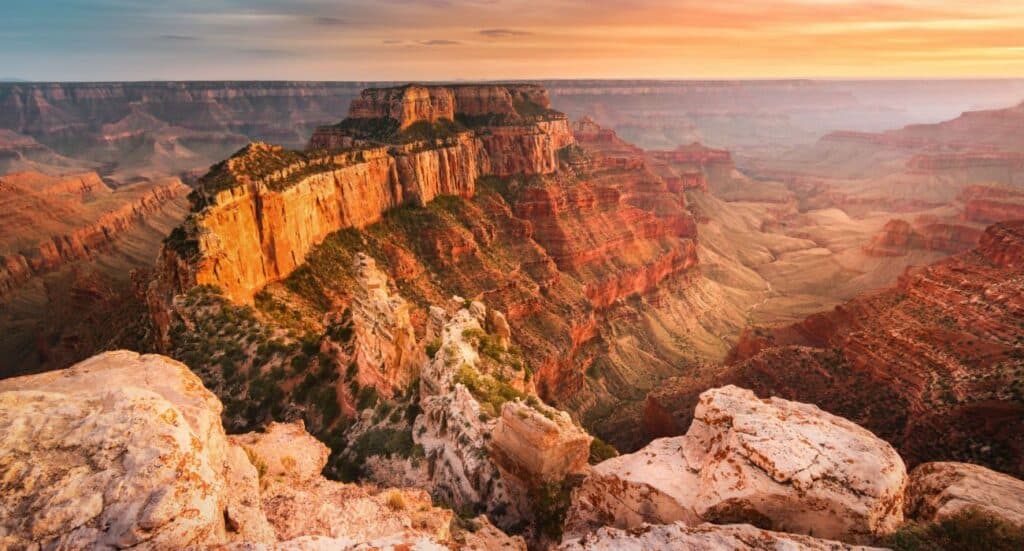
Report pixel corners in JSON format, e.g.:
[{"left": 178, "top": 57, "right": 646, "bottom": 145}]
[
  {"left": 310, "top": 84, "right": 574, "bottom": 177},
  {"left": 154, "top": 84, "right": 575, "bottom": 307},
  {"left": 343, "top": 83, "right": 555, "bottom": 129}
]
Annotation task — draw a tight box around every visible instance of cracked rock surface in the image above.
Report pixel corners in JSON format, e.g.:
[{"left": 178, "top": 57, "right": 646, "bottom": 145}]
[
  {"left": 565, "top": 385, "right": 907, "bottom": 544},
  {"left": 558, "top": 522, "right": 887, "bottom": 551}
]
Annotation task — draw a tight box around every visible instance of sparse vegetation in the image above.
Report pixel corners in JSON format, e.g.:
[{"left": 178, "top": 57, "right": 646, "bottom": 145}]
[
  {"left": 882, "top": 509, "right": 1024, "bottom": 551},
  {"left": 454, "top": 363, "right": 527, "bottom": 417},
  {"left": 243, "top": 446, "right": 269, "bottom": 482},
  {"left": 528, "top": 475, "right": 585, "bottom": 539},
  {"left": 384, "top": 489, "right": 407, "bottom": 511},
  {"left": 588, "top": 436, "right": 619, "bottom": 464}
]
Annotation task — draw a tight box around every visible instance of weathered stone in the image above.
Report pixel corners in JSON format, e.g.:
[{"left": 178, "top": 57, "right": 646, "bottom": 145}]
[
  {"left": 905, "top": 461, "right": 1024, "bottom": 527},
  {"left": 0, "top": 351, "right": 271, "bottom": 549},
  {"left": 567, "top": 386, "right": 907, "bottom": 543},
  {"left": 491, "top": 400, "right": 591, "bottom": 483},
  {"left": 559, "top": 522, "right": 886, "bottom": 551}
]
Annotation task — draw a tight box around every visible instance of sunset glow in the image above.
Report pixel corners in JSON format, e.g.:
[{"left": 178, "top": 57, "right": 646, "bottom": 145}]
[{"left": 3, "top": 0, "right": 1024, "bottom": 80}]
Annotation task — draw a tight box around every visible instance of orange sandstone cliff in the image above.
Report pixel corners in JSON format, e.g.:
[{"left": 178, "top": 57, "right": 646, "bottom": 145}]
[{"left": 158, "top": 84, "right": 573, "bottom": 306}]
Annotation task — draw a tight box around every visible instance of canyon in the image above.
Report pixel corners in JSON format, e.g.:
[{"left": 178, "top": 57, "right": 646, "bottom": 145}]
[
  {"left": 0, "top": 170, "right": 189, "bottom": 376},
  {"left": 1, "top": 79, "right": 1023, "bottom": 549}
]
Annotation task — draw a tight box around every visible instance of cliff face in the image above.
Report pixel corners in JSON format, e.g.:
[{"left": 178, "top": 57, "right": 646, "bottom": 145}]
[
  {"left": 162, "top": 84, "right": 573, "bottom": 306},
  {"left": 155, "top": 94, "right": 706, "bottom": 453}
]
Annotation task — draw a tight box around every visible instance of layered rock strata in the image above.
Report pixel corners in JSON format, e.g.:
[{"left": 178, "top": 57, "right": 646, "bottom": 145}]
[
  {"left": 0, "top": 171, "right": 189, "bottom": 297},
  {"left": 905, "top": 461, "right": 1024, "bottom": 527},
  {"left": 649, "top": 221, "right": 1024, "bottom": 477},
  {"left": 413, "top": 301, "right": 591, "bottom": 529},
  {"left": 158, "top": 84, "right": 573, "bottom": 306}
]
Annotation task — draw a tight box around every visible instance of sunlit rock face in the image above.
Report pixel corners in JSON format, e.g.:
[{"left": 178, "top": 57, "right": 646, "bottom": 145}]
[
  {"left": 567, "top": 386, "right": 907, "bottom": 544},
  {"left": 155, "top": 84, "right": 573, "bottom": 307}
]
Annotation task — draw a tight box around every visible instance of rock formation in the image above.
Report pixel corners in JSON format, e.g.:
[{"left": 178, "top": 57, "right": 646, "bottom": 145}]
[
  {"left": 863, "top": 218, "right": 982, "bottom": 257},
  {"left": 0, "top": 171, "right": 189, "bottom": 298},
  {"left": 0, "top": 350, "right": 524, "bottom": 550},
  {"left": 559, "top": 522, "right": 885, "bottom": 551},
  {"left": 347, "top": 253, "right": 424, "bottom": 400},
  {"left": 410, "top": 301, "right": 591, "bottom": 531},
  {"left": 567, "top": 386, "right": 907, "bottom": 544},
  {"left": 157, "top": 84, "right": 573, "bottom": 306},
  {"left": 905, "top": 462, "right": 1024, "bottom": 527},
  {"left": 0, "top": 170, "right": 190, "bottom": 377}
]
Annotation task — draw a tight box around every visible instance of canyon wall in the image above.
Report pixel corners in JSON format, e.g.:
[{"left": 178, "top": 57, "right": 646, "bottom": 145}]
[
  {"left": 162, "top": 84, "right": 574, "bottom": 305},
  {"left": 0, "top": 171, "right": 189, "bottom": 297}
]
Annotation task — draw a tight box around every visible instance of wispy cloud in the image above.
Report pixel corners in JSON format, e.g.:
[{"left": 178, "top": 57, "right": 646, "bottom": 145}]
[
  {"left": 479, "top": 28, "right": 533, "bottom": 38},
  {"left": 159, "top": 34, "right": 198, "bottom": 41},
  {"left": 419, "top": 39, "right": 461, "bottom": 46},
  {"left": 313, "top": 16, "right": 346, "bottom": 26}
]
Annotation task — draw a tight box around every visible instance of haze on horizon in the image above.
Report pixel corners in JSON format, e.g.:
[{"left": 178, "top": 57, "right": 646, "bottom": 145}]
[{"left": 2, "top": 0, "right": 1024, "bottom": 82}]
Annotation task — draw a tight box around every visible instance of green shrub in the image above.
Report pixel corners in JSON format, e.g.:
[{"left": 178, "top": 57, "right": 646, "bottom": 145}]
[
  {"left": 357, "top": 386, "right": 379, "bottom": 410},
  {"left": 588, "top": 437, "right": 619, "bottom": 464},
  {"left": 426, "top": 339, "right": 442, "bottom": 359},
  {"left": 883, "top": 509, "right": 1024, "bottom": 551},
  {"left": 454, "top": 364, "right": 526, "bottom": 415}
]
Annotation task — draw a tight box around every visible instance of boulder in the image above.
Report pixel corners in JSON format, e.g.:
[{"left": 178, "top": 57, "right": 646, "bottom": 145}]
[
  {"left": 0, "top": 351, "right": 273, "bottom": 549},
  {"left": 905, "top": 461, "right": 1024, "bottom": 527},
  {"left": 558, "top": 522, "right": 886, "bottom": 551},
  {"left": 491, "top": 400, "right": 592, "bottom": 483},
  {"left": 566, "top": 386, "right": 906, "bottom": 543}
]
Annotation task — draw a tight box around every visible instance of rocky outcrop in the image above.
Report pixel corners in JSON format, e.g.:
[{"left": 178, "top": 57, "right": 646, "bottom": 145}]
[
  {"left": 863, "top": 218, "right": 981, "bottom": 257},
  {"left": 978, "top": 220, "right": 1024, "bottom": 269},
  {"left": 905, "top": 462, "right": 1024, "bottom": 527},
  {"left": 490, "top": 400, "right": 592, "bottom": 484},
  {"left": 559, "top": 522, "right": 885, "bottom": 551},
  {"left": 0, "top": 351, "right": 269, "bottom": 549},
  {"left": 347, "top": 254, "right": 424, "bottom": 400},
  {"left": 344, "top": 84, "right": 556, "bottom": 130},
  {"left": 0, "top": 350, "right": 472, "bottom": 550},
  {"left": 229, "top": 421, "right": 452, "bottom": 545},
  {"left": 413, "top": 300, "right": 590, "bottom": 530},
  {"left": 567, "top": 386, "right": 907, "bottom": 544}
]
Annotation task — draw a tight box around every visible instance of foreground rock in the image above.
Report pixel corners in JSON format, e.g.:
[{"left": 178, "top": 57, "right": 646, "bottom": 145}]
[
  {"left": 0, "top": 351, "right": 507, "bottom": 550},
  {"left": 905, "top": 462, "right": 1024, "bottom": 527},
  {"left": 0, "top": 351, "right": 268, "bottom": 549},
  {"left": 566, "top": 386, "right": 907, "bottom": 544},
  {"left": 559, "top": 522, "right": 885, "bottom": 551}
]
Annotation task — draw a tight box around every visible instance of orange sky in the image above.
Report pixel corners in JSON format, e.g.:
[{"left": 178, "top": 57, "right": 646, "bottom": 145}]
[{"left": 3, "top": 0, "right": 1024, "bottom": 80}]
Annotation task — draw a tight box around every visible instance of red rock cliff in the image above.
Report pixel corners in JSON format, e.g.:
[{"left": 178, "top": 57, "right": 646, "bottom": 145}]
[{"left": 159, "top": 84, "right": 576, "bottom": 306}]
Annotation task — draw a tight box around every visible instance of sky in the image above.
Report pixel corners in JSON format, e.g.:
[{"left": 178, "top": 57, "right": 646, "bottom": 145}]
[{"left": 2, "top": 0, "right": 1023, "bottom": 81}]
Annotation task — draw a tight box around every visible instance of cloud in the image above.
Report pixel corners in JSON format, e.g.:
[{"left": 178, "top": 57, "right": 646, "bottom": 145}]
[
  {"left": 419, "top": 39, "right": 461, "bottom": 46},
  {"left": 479, "top": 28, "right": 533, "bottom": 38},
  {"left": 313, "top": 16, "right": 346, "bottom": 26},
  {"left": 159, "top": 34, "right": 198, "bottom": 41}
]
